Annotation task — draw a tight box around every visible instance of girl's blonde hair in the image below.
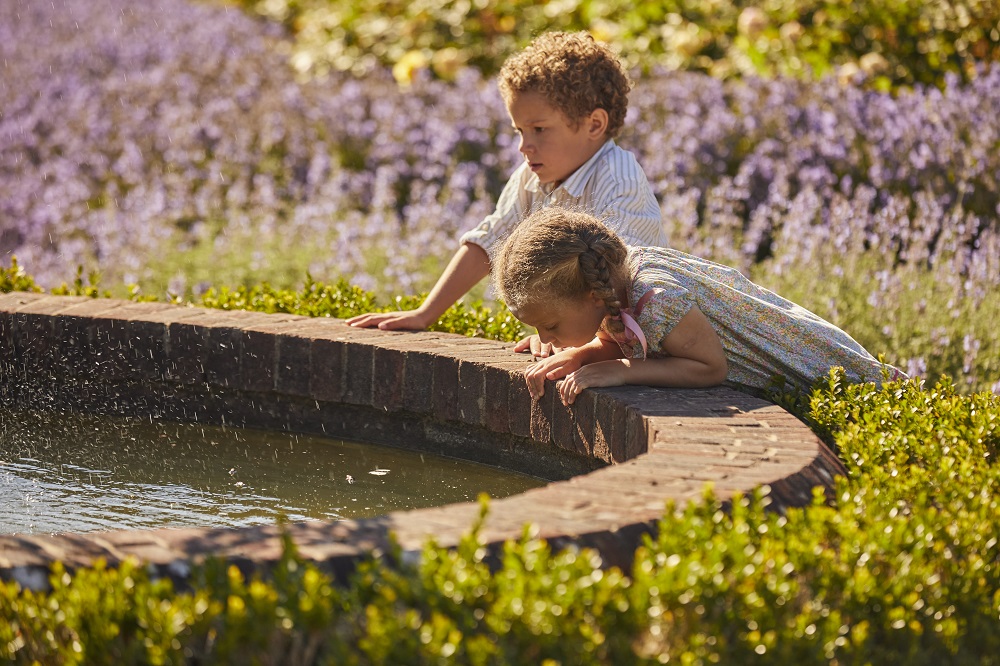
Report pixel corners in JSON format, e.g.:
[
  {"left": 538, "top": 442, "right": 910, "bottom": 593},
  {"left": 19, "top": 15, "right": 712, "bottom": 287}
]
[{"left": 494, "top": 207, "right": 631, "bottom": 337}]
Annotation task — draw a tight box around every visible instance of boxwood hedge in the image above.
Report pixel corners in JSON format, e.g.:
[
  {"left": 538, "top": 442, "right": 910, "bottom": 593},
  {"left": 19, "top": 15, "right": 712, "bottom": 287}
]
[{"left": 2, "top": 266, "right": 998, "bottom": 664}]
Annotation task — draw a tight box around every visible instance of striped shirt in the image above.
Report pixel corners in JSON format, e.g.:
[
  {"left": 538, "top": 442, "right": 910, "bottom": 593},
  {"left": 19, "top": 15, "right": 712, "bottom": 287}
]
[{"left": 460, "top": 140, "right": 668, "bottom": 260}]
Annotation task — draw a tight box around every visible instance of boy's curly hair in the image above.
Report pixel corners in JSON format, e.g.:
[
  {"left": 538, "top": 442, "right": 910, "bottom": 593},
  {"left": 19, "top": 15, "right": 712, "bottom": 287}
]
[{"left": 498, "top": 31, "right": 632, "bottom": 139}]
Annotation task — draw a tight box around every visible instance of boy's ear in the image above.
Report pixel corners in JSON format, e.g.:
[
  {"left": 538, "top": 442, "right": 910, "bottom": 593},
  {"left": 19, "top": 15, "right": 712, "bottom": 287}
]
[{"left": 585, "top": 108, "right": 609, "bottom": 139}]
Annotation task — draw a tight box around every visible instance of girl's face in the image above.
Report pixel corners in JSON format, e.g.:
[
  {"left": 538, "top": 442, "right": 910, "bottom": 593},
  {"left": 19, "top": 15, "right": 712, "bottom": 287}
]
[{"left": 512, "top": 293, "right": 608, "bottom": 348}]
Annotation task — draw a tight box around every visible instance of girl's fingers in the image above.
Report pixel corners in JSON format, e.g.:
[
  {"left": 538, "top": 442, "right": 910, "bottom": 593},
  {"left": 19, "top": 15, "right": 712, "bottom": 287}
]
[
  {"left": 524, "top": 364, "right": 547, "bottom": 398},
  {"left": 558, "top": 375, "right": 580, "bottom": 405}
]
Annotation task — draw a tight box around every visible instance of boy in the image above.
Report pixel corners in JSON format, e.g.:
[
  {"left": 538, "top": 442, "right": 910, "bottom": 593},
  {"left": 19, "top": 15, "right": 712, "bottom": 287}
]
[{"left": 347, "top": 31, "right": 668, "bottom": 355}]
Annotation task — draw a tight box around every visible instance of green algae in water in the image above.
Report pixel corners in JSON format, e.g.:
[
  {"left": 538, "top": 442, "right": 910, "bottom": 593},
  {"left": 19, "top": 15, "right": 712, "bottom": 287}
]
[{"left": 0, "top": 407, "right": 546, "bottom": 535}]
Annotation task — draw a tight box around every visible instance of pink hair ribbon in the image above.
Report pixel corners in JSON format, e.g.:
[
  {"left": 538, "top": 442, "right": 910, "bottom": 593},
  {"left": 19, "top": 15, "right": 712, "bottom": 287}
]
[{"left": 613, "top": 288, "right": 663, "bottom": 359}]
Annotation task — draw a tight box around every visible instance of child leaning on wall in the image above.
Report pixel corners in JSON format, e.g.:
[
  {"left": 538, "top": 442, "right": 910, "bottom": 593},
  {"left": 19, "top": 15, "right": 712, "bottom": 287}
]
[
  {"left": 347, "top": 31, "right": 669, "bottom": 356},
  {"left": 494, "top": 206, "right": 906, "bottom": 405}
]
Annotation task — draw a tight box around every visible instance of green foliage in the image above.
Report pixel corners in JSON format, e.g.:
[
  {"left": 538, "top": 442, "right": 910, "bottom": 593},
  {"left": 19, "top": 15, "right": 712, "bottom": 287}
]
[
  {"left": 198, "top": 275, "right": 525, "bottom": 342},
  {"left": 2, "top": 373, "right": 999, "bottom": 663},
  {"left": 219, "top": 0, "right": 1000, "bottom": 89},
  {"left": 48, "top": 265, "right": 113, "bottom": 299},
  {"left": 0, "top": 256, "right": 42, "bottom": 294}
]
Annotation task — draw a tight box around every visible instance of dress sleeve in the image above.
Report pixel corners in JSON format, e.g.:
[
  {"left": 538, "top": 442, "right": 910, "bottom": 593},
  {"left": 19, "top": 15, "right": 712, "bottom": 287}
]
[
  {"left": 458, "top": 162, "right": 530, "bottom": 261},
  {"left": 633, "top": 274, "right": 696, "bottom": 357}
]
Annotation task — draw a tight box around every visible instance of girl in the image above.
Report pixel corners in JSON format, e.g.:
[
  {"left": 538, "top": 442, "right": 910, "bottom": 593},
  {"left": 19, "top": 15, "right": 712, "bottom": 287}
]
[{"left": 494, "top": 207, "right": 904, "bottom": 405}]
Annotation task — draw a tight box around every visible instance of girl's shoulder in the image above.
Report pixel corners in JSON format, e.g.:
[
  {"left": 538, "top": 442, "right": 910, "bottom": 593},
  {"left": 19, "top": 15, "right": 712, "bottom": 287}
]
[
  {"left": 627, "top": 246, "right": 702, "bottom": 281},
  {"left": 626, "top": 247, "right": 691, "bottom": 302},
  {"left": 629, "top": 246, "right": 752, "bottom": 289}
]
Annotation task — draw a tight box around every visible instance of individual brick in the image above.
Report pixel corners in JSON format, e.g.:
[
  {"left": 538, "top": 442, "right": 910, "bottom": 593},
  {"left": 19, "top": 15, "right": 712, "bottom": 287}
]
[
  {"left": 204, "top": 324, "right": 242, "bottom": 388},
  {"left": 239, "top": 328, "right": 277, "bottom": 393},
  {"left": 456, "top": 359, "right": 488, "bottom": 426},
  {"left": 569, "top": 388, "right": 599, "bottom": 458},
  {"left": 529, "top": 383, "right": 554, "bottom": 444},
  {"left": 431, "top": 354, "right": 460, "bottom": 422},
  {"left": 400, "top": 349, "right": 436, "bottom": 415},
  {"left": 165, "top": 321, "right": 208, "bottom": 384},
  {"left": 275, "top": 332, "right": 313, "bottom": 397},
  {"left": 591, "top": 387, "right": 627, "bottom": 463},
  {"left": 372, "top": 345, "right": 406, "bottom": 412},
  {"left": 311, "top": 338, "right": 346, "bottom": 403},
  {"left": 507, "top": 370, "right": 533, "bottom": 438},
  {"left": 549, "top": 387, "right": 583, "bottom": 455},
  {"left": 481, "top": 364, "right": 514, "bottom": 434},
  {"left": 341, "top": 341, "right": 374, "bottom": 406}
]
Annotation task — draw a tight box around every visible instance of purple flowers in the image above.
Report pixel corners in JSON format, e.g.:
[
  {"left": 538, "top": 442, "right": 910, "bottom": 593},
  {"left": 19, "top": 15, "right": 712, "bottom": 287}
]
[{"left": 1, "top": 0, "right": 997, "bottom": 390}]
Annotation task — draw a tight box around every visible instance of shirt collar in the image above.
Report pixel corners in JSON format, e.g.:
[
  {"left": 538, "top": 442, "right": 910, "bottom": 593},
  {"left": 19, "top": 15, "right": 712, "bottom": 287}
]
[{"left": 523, "top": 140, "right": 616, "bottom": 197}]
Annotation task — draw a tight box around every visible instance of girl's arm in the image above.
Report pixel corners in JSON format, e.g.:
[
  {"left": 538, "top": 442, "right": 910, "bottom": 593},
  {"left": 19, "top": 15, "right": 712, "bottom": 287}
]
[{"left": 557, "top": 306, "right": 728, "bottom": 405}]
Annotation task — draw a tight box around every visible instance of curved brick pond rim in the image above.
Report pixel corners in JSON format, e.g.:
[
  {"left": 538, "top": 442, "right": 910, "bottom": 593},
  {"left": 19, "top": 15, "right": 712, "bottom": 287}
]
[{"left": 0, "top": 292, "right": 845, "bottom": 589}]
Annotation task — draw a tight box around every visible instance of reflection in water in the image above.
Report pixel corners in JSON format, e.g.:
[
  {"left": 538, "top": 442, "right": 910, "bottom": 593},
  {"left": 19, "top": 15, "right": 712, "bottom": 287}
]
[{"left": 0, "top": 407, "right": 545, "bottom": 535}]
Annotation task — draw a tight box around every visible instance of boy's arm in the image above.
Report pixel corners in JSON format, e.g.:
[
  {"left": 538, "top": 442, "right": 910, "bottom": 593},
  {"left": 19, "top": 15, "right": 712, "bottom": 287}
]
[
  {"left": 554, "top": 307, "right": 728, "bottom": 404},
  {"left": 349, "top": 164, "right": 528, "bottom": 331},
  {"left": 346, "top": 243, "right": 490, "bottom": 330}
]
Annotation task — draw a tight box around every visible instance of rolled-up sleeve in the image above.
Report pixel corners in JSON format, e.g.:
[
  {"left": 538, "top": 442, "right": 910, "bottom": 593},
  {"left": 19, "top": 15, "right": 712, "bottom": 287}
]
[{"left": 459, "top": 163, "right": 530, "bottom": 261}]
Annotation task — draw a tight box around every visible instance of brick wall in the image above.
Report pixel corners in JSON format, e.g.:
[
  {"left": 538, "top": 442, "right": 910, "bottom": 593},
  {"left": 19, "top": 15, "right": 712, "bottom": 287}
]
[{"left": 0, "top": 293, "right": 845, "bottom": 589}]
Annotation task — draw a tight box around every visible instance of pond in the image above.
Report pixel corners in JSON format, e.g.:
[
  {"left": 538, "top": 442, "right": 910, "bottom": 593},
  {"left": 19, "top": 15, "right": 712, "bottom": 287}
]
[{"left": 0, "top": 407, "right": 546, "bottom": 535}]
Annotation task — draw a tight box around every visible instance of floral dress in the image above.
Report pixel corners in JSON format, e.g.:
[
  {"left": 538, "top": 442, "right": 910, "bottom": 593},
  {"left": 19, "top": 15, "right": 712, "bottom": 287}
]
[{"left": 613, "top": 247, "right": 903, "bottom": 394}]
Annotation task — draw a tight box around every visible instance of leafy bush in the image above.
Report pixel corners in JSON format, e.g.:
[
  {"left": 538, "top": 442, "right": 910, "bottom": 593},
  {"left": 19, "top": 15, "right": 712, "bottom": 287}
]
[
  {"left": 0, "top": 257, "right": 40, "bottom": 294},
  {"left": 199, "top": 276, "right": 525, "bottom": 341},
  {"left": 224, "top": 0, "right": 1000, "bottom": 89},
  {"left": 3, "top": 373, "right": 999, "bottom": 664}
]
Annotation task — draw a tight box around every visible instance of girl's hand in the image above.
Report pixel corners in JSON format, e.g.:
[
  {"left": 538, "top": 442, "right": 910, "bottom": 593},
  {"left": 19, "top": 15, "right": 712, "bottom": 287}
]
[
  {"left": 557, "top": 361, "right": 629, "bottom": 405},
  {"left": 523, "top": 347, "right": 588, "bottom": 399},
  {"left": 522, "top": 337, "right": 625, "bottom": 399},
  {"left": 513, "top": 334, "right": 561, "bottom": 358}
]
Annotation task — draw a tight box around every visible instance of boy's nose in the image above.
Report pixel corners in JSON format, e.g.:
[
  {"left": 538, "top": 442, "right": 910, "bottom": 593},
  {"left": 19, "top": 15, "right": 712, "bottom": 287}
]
[{"left": 518, "top": 136, "right": 533, "bottom": 154}]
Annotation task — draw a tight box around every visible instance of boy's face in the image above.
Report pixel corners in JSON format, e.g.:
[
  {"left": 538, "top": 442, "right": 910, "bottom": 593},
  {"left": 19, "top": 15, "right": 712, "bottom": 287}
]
[
  {"left": 511, "top": 293, "right": 608, "bottom": 349},
  {"left": 506, "top": 91, "right": 606, "bottom": 187}
]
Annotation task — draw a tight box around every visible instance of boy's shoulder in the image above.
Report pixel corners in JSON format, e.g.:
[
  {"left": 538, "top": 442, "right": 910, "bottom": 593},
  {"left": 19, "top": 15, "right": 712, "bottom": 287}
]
[{"left": 588, "top": 141, "right": 655, "bottom": 190}]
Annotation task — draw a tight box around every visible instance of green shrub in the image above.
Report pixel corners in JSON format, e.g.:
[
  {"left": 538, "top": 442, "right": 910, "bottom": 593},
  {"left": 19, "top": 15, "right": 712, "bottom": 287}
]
[
  {"left": 0, "top": 257, "right": 41, "bottom": 294},
  {"left": 198, "top": 275, "right": 525, "bottom": 342},
  {"left": 221, "top": 0, "right": 1000, "bottom": 89},
  {"left": 2, "top": 372, "right": 998, "bottom": 664}
]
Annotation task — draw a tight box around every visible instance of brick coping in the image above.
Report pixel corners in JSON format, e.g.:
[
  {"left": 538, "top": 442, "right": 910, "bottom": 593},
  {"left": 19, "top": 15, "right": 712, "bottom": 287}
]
[{"left": 0, "top": 292, "right": 845, "bottom": 588}]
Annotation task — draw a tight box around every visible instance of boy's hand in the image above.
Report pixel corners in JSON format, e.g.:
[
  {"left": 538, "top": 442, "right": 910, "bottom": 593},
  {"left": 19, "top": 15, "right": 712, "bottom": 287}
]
[
  {"left": 557, "top": 361, "right": 629, "bottom": 405},
  {"left": 523, "top": 347, "right": 588, "bottom": 399},
  {"left": 346, "top": 309, "right": 433, "bottom": 331},
  {"left": 513, "top": 334, "right": 563, "bottom": 358}
]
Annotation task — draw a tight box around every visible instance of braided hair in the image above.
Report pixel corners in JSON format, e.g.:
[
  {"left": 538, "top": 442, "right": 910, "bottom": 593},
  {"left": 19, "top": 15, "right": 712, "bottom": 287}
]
[{"left": 495, "top": 207, "right": 631, "bottom": 337}]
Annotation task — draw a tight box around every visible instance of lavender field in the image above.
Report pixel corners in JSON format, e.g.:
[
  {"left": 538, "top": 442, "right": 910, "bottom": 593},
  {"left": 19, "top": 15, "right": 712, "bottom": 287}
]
[{"left": 2, "top": 0, "right": 998, "bottom": 392}]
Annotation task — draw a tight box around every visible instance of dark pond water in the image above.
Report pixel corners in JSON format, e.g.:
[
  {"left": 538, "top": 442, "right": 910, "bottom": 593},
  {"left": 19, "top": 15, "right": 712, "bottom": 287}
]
[{"left": 0, "top": 407, "right": 546, "bottom": 535}]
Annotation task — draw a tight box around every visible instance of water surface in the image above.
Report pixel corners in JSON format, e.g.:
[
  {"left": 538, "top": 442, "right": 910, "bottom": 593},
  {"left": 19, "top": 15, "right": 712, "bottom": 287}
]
[{"left": 0, "top": 407, "right": 545, "bottom": 535}]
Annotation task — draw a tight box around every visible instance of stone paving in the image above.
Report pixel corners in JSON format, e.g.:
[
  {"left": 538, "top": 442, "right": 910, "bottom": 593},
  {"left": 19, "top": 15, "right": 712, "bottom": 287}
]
[{"left": 0, "top": 292, "right": 845, "bottom": 588}]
